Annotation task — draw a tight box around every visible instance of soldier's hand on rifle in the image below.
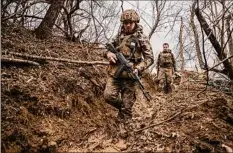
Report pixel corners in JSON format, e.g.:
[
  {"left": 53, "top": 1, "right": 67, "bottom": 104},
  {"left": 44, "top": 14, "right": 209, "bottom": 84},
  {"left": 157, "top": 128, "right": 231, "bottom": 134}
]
[
  {"left": 126, "top": 62, "right": 138, "bottom": 76},
  {"left": 107, "top": 52, "right": 117, "bottom": 63},
  {"left": 128, "top": 62, "right": 139, "bottom": 75},
  {"left": 133, "top": 69, "right": 139, "bottom": 76}
]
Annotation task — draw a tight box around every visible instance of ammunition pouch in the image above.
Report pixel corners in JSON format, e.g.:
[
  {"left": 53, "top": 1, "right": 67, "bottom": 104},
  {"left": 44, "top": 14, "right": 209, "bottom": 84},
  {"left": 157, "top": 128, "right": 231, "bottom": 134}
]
[
  {"left": 128, "top": 57, "right": 143, "bottom": 63},
  {"left": 160, "top": 63, "right": 173, "bottom": 68},
  {"left": 107, "top": 34, "right": 143, "bottom": 79}
]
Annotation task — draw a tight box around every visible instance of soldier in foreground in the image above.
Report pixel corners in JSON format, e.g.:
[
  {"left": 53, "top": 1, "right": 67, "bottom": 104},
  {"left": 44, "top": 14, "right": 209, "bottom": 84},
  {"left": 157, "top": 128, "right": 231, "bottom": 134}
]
[
  {"left": 156, "top": 43, "right": 177, "bottom": 94},
  {"left": 103, "top": 9, "right": 154, "bottom": 138}
]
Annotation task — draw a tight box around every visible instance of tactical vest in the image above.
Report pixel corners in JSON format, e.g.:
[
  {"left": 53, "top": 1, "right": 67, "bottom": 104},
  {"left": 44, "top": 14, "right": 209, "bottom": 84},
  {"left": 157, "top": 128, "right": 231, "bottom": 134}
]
[
  {"left": 117, "top": 34, "right": 143, "bottom": 63},
  {"left": 159, "top": 51, "right": 173, "bottom": 67},
  {"left": 107, "top": 24, "right": 145, "bottom": 78}
]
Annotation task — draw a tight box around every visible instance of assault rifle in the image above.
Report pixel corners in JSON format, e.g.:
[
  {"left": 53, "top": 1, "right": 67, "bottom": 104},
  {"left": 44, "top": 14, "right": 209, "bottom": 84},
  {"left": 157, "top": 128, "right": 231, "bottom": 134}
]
[{"left": 105, "top": 43, "right": 152, "bottom": 101}]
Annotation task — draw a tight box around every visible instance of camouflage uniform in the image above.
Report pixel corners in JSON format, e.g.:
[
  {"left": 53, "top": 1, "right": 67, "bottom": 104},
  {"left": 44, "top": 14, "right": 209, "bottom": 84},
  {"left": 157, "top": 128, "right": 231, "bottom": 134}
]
[
  {"left": 103, "top": 10, "right": 154, "bottom": 122},
  {"left": 157, "top": 49, "right": 176, "bottom": 93}
]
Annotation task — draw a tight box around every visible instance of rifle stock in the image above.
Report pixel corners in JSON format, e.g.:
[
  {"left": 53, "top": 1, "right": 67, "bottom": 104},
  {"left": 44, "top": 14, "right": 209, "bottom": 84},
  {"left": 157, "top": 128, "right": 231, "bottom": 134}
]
[{"left": 106, "top": 43, "right": 152, "bottom": 101}]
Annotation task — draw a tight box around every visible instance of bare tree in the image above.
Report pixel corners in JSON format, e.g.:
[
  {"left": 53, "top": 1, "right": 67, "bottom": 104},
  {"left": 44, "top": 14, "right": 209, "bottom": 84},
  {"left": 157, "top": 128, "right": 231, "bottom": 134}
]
[
  {"left": 120, "top": 0, "right": 124, "bottom": 12},
  {"left": 190, "top": 1, "right": 205, "bottom": 69},
  {"left": 148, "top": 0, "right": 166, "bottom": 39},
  {"left": 61, "top": 0, "right": 83, "bottom": 41},
  {"left": 178, "top": 17, "right": 185, "bottom": 71},
  {"left": 90, "top": 0, "right": 98, "bottom": 42},
  {"left": 34, "top": 0, "right": 65, "bottom": 39},
  {"left": 220, "top": 0, "right": 226, "bottom": 51},
  {"left": 195, "top": 7, "right": 233, "bottom": 80},
  {"left": 1, "top": 0, "right": 16, "bottom": 19},
  {"left": 77, "top": 1, "right": 120, "bottom": 43},
  {"left": 226, "top": 14, "right": 233, "bottom": 66},
  {"left": 1, "top": 0, "right": 44, "bottom": 23}
]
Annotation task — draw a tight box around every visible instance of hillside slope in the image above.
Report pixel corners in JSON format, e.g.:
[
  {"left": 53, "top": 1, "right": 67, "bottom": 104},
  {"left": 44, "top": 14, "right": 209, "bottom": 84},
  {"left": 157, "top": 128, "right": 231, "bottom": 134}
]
[{"left": 1, "top": 24, "right": 233, "bottom": 152}]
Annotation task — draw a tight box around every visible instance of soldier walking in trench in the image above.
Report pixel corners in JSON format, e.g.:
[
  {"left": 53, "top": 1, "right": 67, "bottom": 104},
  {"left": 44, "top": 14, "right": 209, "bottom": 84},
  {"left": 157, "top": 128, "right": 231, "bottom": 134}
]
[
  {"left": 103, "top": 9, "right": 154, "bottom": 138},
  {"left": 156, "top": 43, "right": 177, "bottom": 94}
]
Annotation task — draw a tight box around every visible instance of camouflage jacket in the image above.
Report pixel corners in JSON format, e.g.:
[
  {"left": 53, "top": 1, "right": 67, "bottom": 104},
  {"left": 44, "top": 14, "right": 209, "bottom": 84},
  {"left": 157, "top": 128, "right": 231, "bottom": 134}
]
[{"left": 104, "top": 24, "right": 154, "bottom": 78}]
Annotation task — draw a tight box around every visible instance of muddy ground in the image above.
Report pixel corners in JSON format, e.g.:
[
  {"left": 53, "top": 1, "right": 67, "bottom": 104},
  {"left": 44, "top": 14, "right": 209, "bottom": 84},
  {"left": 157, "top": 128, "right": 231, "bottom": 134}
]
[{"left": 1, "top": 24, "right": 233, "bottom": 152}]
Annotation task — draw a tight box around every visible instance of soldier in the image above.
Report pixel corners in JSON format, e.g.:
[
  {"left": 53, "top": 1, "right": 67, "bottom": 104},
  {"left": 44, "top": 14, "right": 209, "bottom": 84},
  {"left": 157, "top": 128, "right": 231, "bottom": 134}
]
[
  {"left": 103, "top": 9, "right": 154, "bottom": 137},
  {"left": 156, "top": 43, "right": 176, "bottom": 93}
]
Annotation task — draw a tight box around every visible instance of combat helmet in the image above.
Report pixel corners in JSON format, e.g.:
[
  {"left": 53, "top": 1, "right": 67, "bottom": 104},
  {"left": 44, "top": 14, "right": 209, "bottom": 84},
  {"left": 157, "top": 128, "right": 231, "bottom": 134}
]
[{"left": 120, "top": 9, "right": 140, "bottom": 23}]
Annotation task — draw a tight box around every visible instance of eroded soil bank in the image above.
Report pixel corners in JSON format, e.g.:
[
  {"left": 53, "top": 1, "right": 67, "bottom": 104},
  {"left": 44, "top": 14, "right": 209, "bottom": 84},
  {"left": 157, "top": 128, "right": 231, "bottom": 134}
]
[{"left": 1, "top": 24, "right": 233, "bottom": 152}]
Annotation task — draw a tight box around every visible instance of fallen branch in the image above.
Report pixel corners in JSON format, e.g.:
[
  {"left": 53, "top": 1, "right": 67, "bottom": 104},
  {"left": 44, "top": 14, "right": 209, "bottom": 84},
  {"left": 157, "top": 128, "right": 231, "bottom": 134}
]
[
  {"left": 1, "top": 57, "right": 40, "bottom": 66},
  {"left": 7, "top": 52, "right": 109, "bottom": 65}
]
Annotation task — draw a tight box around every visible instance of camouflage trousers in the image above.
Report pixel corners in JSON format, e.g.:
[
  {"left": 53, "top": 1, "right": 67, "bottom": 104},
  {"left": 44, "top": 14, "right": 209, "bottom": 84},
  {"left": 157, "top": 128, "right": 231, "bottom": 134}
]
[
  {"left": 104, "top": 76, "right": 136, "bottom": 122},
  {"left": 157, "top": 67, "right": 173, "bottom": 93}
]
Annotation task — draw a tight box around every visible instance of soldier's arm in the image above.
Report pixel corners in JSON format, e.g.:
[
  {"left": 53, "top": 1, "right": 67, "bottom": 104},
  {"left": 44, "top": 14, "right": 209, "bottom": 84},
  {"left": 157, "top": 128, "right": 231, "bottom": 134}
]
[
  {"left": 171, "top": 52, "right": 177, "bottom": 71},
  {"left": 157, "top": 53, "right": 160, "bottom": 69},
  {"left": 135, "top": 35, "right": 154, "bottom": 72},
  {"left": 104, "top": 35, "right": 119, "bottom": 58}
]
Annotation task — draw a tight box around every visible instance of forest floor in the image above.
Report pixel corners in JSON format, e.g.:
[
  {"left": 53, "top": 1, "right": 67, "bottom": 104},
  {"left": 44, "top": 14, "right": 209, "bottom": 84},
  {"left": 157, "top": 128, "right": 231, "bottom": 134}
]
[{"left": 1, "top": 24, "right": 233, "bottom": 153}]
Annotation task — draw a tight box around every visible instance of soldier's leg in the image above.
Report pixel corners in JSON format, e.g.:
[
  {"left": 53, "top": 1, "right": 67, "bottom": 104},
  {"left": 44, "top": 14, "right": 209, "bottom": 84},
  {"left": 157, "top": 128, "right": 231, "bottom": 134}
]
[
  {"left": 104, "top": 77, "right": 129, "bottom": 139},
  {"left": 118, "top": 79, "right": 136, "bottom": 138},
  {"left": 120, "top": 79, "right": 136, "bottom": 121},
  {"left": 158, "top": 68, "right": 165, "bottom": 93},
  {"left": 158, "top": 78, "right": 164, "bottom": 92},
  {"left": 166, "top": 68, "right": 173, "bottom": 93},
  {"left": 104, "top": 76, "right": 122, "bottom": 110},
  {"left": 153, "top": 76, "right": 160, "bottom": 91}
]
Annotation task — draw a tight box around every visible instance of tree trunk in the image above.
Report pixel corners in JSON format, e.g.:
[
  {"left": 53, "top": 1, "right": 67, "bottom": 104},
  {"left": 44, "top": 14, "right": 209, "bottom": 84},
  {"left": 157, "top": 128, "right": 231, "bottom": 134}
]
[
  {"left": 220, "top": 0, "right": 225, "bottom": 52},
  {"left": 226, "top": 15, "right": 233, "bottom": 66},
  {"left": 190, "top": 1, "right": 205, "bottom": 69},
  {"left": 12, "top": 1, "right": 20, "bottom": 23},
  {"left": 195, "top": 8, "right": 233, "bottom": 80},
  {"left": 179, "top": 17, "right": 184, "bottom": 71},
  {"left": 62, "top": 0, "right": 82, "bottom": 41},
  {"left": 209, "top": 1, "right": 217, "bottom": 36},
  {"left": 34, "top": 0, "right": 65, "bottom": 39},
  {"left": 20, "top": 1, "right": 28, "bottom": 27}
]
